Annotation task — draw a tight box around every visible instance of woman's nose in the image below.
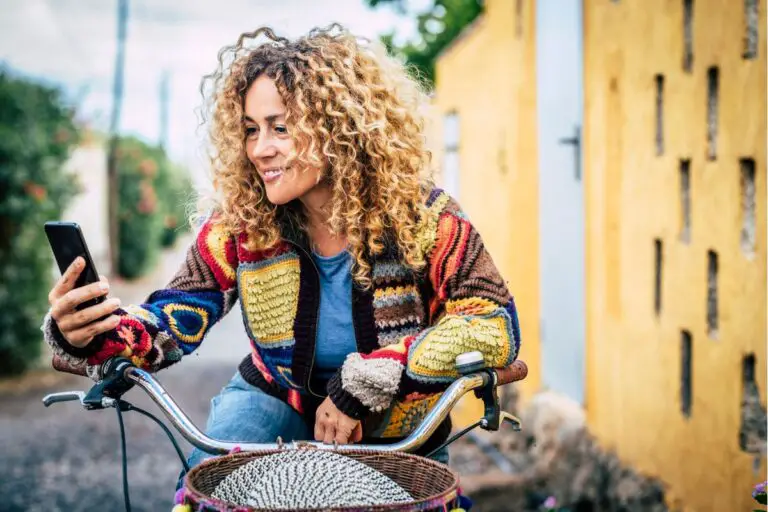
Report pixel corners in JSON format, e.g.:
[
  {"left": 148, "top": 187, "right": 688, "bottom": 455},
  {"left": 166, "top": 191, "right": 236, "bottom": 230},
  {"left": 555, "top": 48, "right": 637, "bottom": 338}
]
[{"left": 251, "top": 135, "right": 277, "bottom": 159}]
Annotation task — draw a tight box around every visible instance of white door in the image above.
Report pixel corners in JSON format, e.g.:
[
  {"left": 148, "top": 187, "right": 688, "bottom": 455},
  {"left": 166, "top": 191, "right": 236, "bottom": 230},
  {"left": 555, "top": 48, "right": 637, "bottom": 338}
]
[{"left": 536, "top": 0, "right": 585, "bottom": 403}]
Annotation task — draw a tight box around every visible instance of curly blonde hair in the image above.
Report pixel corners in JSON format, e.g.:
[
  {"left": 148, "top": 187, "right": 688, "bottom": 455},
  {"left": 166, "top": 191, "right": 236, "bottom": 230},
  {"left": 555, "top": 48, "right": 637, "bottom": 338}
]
[{"left": 196, "top": 24, "right": 435, "bottom": 288}]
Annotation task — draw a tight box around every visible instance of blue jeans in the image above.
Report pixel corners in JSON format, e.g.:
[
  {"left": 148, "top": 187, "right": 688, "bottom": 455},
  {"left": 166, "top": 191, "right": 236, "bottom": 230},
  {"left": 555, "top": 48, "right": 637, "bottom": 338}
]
[{"left": 177, "top": 371, "right": 449, "bottom": 488}]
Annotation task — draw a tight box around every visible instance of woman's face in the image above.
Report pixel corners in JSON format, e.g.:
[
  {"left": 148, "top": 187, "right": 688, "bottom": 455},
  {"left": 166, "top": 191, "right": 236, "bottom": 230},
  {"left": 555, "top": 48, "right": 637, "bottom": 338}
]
[{"left": 243, "top": 75, "right": 323, "bottom": 206}]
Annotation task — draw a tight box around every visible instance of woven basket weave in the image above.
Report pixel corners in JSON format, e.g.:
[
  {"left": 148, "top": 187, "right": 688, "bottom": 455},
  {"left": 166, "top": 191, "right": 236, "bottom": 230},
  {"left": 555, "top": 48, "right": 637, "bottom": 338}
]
[{"left": 179, "top": 448, "right": 461, "bottom": 512}]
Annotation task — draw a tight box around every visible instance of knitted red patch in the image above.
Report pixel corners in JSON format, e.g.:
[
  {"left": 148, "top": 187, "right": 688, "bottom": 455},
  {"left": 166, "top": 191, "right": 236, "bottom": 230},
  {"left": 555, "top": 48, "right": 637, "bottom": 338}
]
[{"left": 197, "top": 222, "right": 237, "bottom": 289}]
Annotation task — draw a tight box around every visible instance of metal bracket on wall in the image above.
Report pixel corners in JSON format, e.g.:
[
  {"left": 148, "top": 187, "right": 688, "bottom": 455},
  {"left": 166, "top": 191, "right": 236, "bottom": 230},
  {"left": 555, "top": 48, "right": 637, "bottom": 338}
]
[{"left": 559, "top": 125, "right": 582, "bottom": 181}]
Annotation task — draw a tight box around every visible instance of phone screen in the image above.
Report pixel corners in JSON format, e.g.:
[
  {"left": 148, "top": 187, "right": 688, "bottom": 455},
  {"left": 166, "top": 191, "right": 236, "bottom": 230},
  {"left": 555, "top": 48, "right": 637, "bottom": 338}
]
[{"left": 44, "top": 222, "right": 105, "bottom": 310}]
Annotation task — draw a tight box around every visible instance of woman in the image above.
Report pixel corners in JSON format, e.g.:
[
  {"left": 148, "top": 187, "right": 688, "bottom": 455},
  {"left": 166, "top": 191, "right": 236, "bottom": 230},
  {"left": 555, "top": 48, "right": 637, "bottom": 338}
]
[{"left": 42, "top": 25, "right": 521, "bottom": 471}]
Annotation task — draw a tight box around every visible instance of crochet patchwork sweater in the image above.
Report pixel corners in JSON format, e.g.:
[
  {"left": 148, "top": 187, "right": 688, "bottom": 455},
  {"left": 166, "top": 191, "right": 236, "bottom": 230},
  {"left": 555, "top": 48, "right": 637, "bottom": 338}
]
[{"left": 43, "top": 189, "right": 521, "bottom": 440}]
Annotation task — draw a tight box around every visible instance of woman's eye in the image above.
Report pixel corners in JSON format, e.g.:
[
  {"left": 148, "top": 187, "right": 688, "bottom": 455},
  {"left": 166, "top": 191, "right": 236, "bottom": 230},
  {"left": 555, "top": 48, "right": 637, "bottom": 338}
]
[
  {"left": 245, "top": 126, "right": 258, "bottom": 139},
  {"left": 274, "top": 125, "right": 288, "bottom": 135}
]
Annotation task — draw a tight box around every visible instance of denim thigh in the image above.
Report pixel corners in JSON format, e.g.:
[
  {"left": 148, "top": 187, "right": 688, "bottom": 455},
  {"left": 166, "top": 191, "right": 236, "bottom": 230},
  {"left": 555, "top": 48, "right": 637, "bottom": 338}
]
[{"left": 179, "top": 371, "right": 310, "bottom": 483}]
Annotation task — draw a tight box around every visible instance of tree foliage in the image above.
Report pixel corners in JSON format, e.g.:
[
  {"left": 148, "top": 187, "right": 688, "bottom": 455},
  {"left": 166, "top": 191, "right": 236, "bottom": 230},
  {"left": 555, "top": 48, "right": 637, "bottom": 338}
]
[
  {"left": 0, "top": 71, "right": 80, "bottom": 376},
  {"left": 365, "top": 0, "right": 483, "bottom": 86}
]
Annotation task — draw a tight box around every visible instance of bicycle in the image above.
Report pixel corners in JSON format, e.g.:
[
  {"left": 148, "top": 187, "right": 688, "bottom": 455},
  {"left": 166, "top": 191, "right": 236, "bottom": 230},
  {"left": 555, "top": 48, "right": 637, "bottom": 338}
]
[{"left": 43, "top": 351, "right": 528, "bottom": 512}]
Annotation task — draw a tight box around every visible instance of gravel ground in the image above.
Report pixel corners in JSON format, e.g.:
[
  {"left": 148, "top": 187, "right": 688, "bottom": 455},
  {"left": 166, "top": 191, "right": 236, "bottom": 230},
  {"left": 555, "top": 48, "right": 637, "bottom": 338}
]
[{"left": 0, "top": 361, "right": 242, "bottom": 511}]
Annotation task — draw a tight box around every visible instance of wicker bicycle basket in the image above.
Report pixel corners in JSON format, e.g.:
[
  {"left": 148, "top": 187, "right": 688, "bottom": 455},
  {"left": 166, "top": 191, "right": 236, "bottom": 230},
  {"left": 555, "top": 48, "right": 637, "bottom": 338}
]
[{"left": 178, "top": 448, "right": 463, "bottom": 512}]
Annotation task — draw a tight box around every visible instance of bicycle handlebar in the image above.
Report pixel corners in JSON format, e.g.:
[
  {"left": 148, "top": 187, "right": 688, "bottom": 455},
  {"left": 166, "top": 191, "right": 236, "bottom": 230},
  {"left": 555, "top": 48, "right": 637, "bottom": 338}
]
[{"left": 43, "top": 356, "right": 527, "bottom": 456}]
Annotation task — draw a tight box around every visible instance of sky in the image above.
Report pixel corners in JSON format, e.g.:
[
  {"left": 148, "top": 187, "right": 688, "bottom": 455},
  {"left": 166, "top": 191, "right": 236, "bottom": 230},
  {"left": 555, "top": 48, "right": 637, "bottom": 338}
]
[{"left": 0, "top": 0, "right": 430, "bottom": 187}]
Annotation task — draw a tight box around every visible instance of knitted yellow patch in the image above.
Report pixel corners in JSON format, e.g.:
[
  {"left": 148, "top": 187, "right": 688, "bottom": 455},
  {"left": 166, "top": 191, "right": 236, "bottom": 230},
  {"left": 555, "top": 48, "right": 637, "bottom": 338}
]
[
  {"left": 408, "top": 314, "right": 512, "bottom": 379},
  {"left": 416, "top": 192, "right": 451, "bottom": 257},
  {"left": 381, "top": 393, "right": 441, "bottom": 437},
  {"left": 205, "top": 222, "right": 236, "bottom": 282},
  {"left": 445, "top": 297, "right": 498, "bottom": 316},
  {"left": 239, "top": 258, "right": 300, "bottom": 345},
  {"left": 373, "top": 285, "right": 419, "bottom": 302},
  {"left": 162, "top": 303, "right": 210, "bottom": 344}
]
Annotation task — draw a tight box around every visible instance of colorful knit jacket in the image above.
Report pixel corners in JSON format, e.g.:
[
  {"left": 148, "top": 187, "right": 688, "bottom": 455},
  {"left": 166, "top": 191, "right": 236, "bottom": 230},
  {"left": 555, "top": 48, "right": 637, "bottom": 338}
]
[{"left": 43, "top": 189, "right": 521, "bottom": 440}]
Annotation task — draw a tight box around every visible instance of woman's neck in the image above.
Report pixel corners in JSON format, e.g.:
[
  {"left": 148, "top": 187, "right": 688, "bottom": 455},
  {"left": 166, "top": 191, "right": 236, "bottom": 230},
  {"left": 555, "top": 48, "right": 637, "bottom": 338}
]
[
  {"left": 299, "top": 184, "right": 347, "bottom": 256},
  {"left": 299, "top": 183, "right": 333, "bottom": 227}
]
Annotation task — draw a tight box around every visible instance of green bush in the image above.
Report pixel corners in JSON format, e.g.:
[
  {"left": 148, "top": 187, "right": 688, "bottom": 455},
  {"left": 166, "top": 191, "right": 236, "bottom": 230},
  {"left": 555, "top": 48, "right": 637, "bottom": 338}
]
[
  {"left": 0, "top": 71, "right": 79, "bottom": 376},
  {"left": 115, "top": 137, "right": 165, "bottom": 279},
  {"left": 156, "top": 160, "right": 194, "bottom": 248},
  {"left": 115, "top": 137, "right": 193, "bottom": 278}
]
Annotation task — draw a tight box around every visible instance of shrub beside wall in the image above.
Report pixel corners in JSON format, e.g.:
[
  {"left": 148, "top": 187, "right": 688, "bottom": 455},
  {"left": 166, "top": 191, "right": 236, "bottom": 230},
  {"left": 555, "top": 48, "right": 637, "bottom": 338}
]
[{"left": 0, "top": 71, "right": 80, "bottom": 376}]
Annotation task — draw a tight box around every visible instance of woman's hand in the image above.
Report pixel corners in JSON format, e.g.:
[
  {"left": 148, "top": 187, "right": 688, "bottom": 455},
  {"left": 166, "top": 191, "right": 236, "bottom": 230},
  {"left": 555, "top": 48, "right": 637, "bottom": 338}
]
[
  {"left": 48, "top": 256, "right": 122, "bottom": 348},
  {"left": 314, "top": 397, "right": 363, "bottom": 445}
]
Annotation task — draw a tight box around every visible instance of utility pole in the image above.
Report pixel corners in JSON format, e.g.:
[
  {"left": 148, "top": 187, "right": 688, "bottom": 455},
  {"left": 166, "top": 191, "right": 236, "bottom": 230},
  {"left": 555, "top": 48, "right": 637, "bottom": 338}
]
[
  {"left": 107, "top": 0, "right": 129, "bottom": 275},
  {"left": 159, "top": 69, "right": 170, "bottom": 153}
]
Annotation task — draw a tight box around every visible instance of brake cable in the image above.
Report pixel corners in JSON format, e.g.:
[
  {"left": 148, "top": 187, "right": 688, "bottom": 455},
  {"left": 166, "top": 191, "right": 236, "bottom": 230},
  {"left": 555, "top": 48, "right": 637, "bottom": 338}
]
[
  {"left": 111, "top": 397, "right": 191, "bottom": 512},
  {"left": 66, "top": 358, "right": 191, "bottom": 512}
]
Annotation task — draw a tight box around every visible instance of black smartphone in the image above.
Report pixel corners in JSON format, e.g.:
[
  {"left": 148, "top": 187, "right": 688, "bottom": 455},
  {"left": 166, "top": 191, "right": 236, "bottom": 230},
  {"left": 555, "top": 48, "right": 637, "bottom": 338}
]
[{"left": 44, "top": 221, "right": 106, "bottom": 311}]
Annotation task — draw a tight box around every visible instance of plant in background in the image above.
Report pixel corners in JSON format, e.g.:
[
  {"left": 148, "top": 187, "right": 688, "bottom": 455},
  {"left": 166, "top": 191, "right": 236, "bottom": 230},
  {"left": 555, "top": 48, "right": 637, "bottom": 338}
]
[
  {"left": 365, "top": 0, "right": 483, "bottom": 87},
  {"left": 754, "top": 481, "right": 767, "bottom": 512},
  {"left": 539, "top": 496, "right": 558, "bottom": 511},
  {"left": 0, "top": 70, "right": 79, "bottom": 376},
  {"left": 115, "top": 136, "right": 166, "bottom": 279},
  {"left": 115, "top": 136, "right": 193, "bottom": 278},
  {"left": 155, "top": 159, "right": 194, "bottom": 248}
]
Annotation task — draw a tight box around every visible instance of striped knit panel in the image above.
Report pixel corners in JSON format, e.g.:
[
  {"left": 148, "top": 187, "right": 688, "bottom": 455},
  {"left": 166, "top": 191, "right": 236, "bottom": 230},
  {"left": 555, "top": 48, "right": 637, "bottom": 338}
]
[{"left": 371, "top": 261, "right": 425, "bottom": 348}]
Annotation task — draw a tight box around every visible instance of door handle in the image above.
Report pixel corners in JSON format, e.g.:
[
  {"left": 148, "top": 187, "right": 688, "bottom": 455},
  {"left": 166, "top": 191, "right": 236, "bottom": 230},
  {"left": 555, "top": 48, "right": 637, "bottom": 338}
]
[{"left": 559, "top": 125, "right": 581, "bottom": 181}]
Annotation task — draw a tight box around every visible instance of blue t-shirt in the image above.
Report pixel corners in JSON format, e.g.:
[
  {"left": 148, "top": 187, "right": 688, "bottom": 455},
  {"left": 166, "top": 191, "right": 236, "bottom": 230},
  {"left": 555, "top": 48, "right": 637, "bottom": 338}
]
[{"left": 312, "top": 249, "right": 357, "bottom": 379}]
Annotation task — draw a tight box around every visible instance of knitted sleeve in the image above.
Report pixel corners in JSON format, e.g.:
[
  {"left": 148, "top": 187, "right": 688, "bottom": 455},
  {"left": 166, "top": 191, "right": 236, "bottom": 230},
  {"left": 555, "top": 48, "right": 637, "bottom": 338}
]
[
  {"left": 41, "top": 217, "right": 239, "bottom": 380},
  {"left": 327, "top": 194, "right": 521, "bottom": 419}
]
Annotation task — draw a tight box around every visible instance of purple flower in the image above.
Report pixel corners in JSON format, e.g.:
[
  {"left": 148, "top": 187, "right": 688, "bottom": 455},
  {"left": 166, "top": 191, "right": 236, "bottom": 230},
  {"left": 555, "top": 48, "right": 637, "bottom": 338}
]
[
  {"left": 754, "top": 481, "right": 768, "bottom": 505},
  {"left": 543, "top": 496, "right": 557, "bottom": 508}
]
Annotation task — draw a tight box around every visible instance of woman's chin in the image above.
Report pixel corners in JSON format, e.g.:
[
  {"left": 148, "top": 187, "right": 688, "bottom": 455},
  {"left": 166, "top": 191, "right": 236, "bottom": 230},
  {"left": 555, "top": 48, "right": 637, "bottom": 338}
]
[{"left": 264, "top": 187, "right": 297, "bottom": 206}]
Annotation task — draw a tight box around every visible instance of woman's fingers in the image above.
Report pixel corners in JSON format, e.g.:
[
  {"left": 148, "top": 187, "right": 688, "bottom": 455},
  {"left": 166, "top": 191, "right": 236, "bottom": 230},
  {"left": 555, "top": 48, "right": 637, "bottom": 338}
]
[
  {"left": 314, "top": 414, "right": 338, "bottom": 445},
  {"left": 50, "top": 280, "right": 110, "bottom": 321},
  {"left": 351, "top": 423, "right": 363, "bottom": 443},
  {"left": 334, "top": 424, "right": 352, "bottom": 445},
  {"left": 323, "top": 423, "right": 336, "bottom": 445},
  {"left": 55, "top": 297, "right": 122, "bottom": 332},
  {"left": 65, "top": 314, "right": 122, "bottom": 348},
  {"left": 48, "top": 257, "right": 85, "bottom": 305}
]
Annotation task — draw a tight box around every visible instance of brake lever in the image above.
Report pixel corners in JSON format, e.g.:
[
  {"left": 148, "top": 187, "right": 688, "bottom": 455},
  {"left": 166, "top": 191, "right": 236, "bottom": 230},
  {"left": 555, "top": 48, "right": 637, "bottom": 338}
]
[
  {"left": 42, "top": 357, "right": 135, "bottom": 410},
  {"left": 42, "top": 391, "right": 86, "bottom": 407},
  {"left": 500, "top": 411, "right": 522, "bottom": 431},
  {"left": 42, "top": 390, "right": 120, "bottom": 410}
]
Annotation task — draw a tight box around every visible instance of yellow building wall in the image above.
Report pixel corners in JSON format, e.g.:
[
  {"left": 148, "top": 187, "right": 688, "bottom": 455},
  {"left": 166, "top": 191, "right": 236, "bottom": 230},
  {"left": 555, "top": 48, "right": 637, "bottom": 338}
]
[
  {"left": 431, "top": 0, "right": 541, "bottom": 425},
  {"left": 584, "top": 1, "right": 767, "bottom": 511}
]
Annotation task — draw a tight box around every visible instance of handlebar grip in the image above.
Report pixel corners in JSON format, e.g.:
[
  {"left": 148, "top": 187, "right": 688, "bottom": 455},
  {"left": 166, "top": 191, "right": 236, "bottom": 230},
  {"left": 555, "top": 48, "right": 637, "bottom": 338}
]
[
  {"left": 495, "top": 360, "right": 528, "bottom": 386},
  {"left": 52, "top": 354, "right": 88, "bottom": 377}
]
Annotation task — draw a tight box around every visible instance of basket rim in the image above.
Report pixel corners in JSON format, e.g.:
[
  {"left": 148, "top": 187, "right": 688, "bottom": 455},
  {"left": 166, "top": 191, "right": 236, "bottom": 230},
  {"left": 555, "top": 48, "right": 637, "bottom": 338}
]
[{"left": 182, "top": 448, "right": 460, "bottom": 512}]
